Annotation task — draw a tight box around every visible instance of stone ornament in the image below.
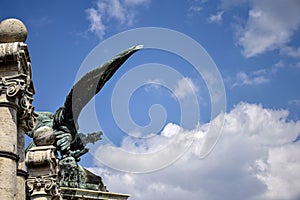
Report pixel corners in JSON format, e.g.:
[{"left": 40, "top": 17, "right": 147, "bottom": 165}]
[
  {"left": 0, "top": 18, "right": 27, "bottom": 43},
  {"left": 33, "top": 126, "right": 56, "bottom": 146},
  {"left": 27, "top": 175, "right": 60, "bottom": 199},
  {"left": 0, "top": 40, "right": 36, "bottom": 132},
  {"left": 26, "top": 146, "right": 60, "bottom": 199}
]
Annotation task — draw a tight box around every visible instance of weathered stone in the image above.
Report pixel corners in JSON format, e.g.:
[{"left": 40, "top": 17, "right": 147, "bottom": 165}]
[
  {"left": 0, "top": 18, "right": 27, "bottom": 43},
  {"left": 26, "top": 146, "right": 60, "bottom": 200},
  {"left": 17, "top": 128, "right": 27, "bottom": 200},
  {"left": 60, "top": 187, "right": 130, "bottom": 200},
  {"left": 33, "top": 126, "right": 55, "bottom": 146},
  {"left": 0, "top": 106, "right": 18, "bottom": 153},
  {"left": 16, "top": 175, "right": 26, "bottom": 200},
  {"left": 0, "top": 29, "right": 35, "bottom": 199},
  {"left": 26, "top": 146, "right": 59, "bottom": 177},
  {"left": 0, "top": 157, "right": 17, "bottom": 199},
  {"left": 27, "top": 175, "right": 60, "bottom": 200}
]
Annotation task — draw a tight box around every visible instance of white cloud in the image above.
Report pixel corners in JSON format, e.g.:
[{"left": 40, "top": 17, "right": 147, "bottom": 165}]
[
  {"left": 92, "top": 123, "right": 203, "bottom": 172},
  {"left": 280, "top": 46, "right": 300, "bottom": 59},
  {"left": 270, "top": 60, "right": 300, "bottom": 73},
  {"left": 172, "top": 77, "right": 198, "bottom": 100},
  {"left": 86, "top": 0, "right": 149, "bottom": 39},
  {"left": 236, "top": 0, "right": 300, "bottom": 57},
  {"left": 232, "top": 70, "right": 270, "bottom": 87},
  {"left": 86, "top": 8, "right": 106, "bottom": 39},
  {"left": 105, "top": 0, "right": 128, "bottom": 24},
  {"left": 255, "top": 143, "right": 300, "bottom": 199},
  {"left": 271, "top": 60, "right": 285, "bottom": 73},
  {"left": 89, "top": 102, "right": 300, "bottom": 200},
  {"left": 208, "top": 11, "right": 224, "bottom": 23}
]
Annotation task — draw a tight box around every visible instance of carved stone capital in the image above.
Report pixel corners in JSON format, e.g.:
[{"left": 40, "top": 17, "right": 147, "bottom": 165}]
[
  {"left": 27, "top": 175, "right": 60, "bottom": 198},
  {"left": 26, "top": 145, "right": 61, "bottom": 199},
  {"left": 0, "top": 74, "right": 36, "bottom": 132},
  {"left": 17, "top": 84, "right": 36, "bottom": 131},
  {"left": 0, "top": 42, "right": 31, "bottom": 70},
  {"left": 0, "top": 42, "right": 36, "bottom": 132}
]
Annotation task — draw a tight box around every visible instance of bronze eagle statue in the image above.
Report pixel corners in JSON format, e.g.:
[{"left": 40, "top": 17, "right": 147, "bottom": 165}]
[{"left": 26, "top": 45, "right": 143, "bottom": 162}]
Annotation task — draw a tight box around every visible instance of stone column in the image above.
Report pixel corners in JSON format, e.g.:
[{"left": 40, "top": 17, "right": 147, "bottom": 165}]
[
  {"left": 0, "top": 91, "right": 18, "bottom": 199},
  {"left": 17, "top": 128, "right": 27, "bottom": 200},
  {"left": 26, "top": 146, "right": 60, "bottom": 200},
  {"left": 0, "top": 18, "right": 36, "bottom": 199}
]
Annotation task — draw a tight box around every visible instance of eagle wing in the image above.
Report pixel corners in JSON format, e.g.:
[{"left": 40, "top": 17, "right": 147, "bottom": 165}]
[
  {"left": 59, "top": 45, "right": 142, "bottom": 125},
  {"left": 52, "top": 45, "right": 143, "bottom": 157}
]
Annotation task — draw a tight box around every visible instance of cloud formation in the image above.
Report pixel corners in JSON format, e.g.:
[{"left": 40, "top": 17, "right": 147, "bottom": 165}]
[
  {"left": 236, "top": 0, "right": 300, "bottom": 57},
  {"left": 232, "top": 69, "right": 270, "bottom": 87},
  {"left": 280, "top": 46, "right": 300, "bottom": 59},
  {"left": 144, "top": 77, "right": 198, "bottom": 101},
  {"left": 172, "top": 77, "right": 198, "bottom": 100},
  {"left": 208, "top": 0, "right": 300, "bottom": 58},
  {"left": 208, "top": 11, "right": 224, "bottom": 24},
  {"left": 89, "top": 102, "right": 300, "bottom": 200},
  {"left": 86, "top": 0, "right": 149, "bottom": 39}
]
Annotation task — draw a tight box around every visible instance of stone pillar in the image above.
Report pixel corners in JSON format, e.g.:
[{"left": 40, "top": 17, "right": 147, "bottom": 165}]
[
  {"left": 0, "top": 94, "right": 18, "bottom": 199},
  {"left": 17, "top": 127, "right": 29, "bottom": 200},
  {"left": 25, "top": 146, "right": 60, "bottom": 200},
  {"left": 0, "top": 18, "right": 36, "bottom": 199}
]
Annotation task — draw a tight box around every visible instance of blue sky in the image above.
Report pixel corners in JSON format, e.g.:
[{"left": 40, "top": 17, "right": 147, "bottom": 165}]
[{"left": 1, "top": 0, "right": 300, "bottom": 199}]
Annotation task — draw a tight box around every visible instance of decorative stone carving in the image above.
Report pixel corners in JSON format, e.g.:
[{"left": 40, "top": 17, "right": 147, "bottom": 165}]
[
  {"left": 0, "top": 41, "right": 36, "bottom": 132},
  {"left": 0, "top": 74, "right": 36, "bottom": 129},
  {"left": 25, "top": 146, "right": 60, "bottom": 199},
  {"left": 27, "top": 175, "right": 60, "bottom": 199},
  {"left": 0, "top": 18, "right": 36, "bottom": 200}
]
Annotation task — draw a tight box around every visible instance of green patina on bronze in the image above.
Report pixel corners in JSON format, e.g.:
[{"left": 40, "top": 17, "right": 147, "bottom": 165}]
[{"left": 25, "top": 45, "right": 143, "bottom": 191}]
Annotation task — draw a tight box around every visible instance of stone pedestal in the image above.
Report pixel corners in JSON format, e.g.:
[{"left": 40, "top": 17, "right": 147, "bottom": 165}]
[
  {"left": 25, "top": 146, "right": 130, "bottom": 200},
  {"left": 26, "top": 146, "right": 60, "bottom": 200},
  {"left": 0, "top": 18, "right": 36, "bottom": 200}
]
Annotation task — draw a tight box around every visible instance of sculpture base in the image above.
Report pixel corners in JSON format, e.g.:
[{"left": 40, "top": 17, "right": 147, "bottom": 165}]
[{"left": 60, "top": 187, "right": 130, "bottom": 200}]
